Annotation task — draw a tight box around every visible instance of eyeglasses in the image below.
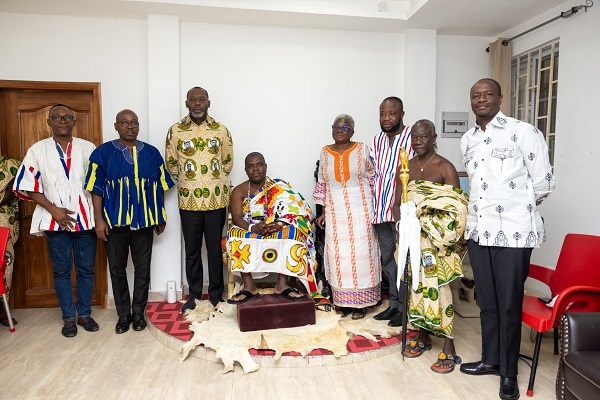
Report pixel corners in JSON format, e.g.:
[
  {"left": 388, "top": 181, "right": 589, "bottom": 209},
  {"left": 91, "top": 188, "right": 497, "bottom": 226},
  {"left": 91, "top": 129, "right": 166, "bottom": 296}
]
[
  {"left": 118, "top": 120, "right": 140, "bottom": 128},
  {"left": 50, "top": 115, "right": 75, "bottom": 123},
  {"left": 332, "top": 125, "right": 352, "bottom": 132}
]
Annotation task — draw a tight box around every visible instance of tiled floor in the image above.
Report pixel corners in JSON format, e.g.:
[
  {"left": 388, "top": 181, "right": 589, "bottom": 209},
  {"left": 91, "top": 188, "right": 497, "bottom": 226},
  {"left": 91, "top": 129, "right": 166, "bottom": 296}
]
[{"left": 0, "top": 306, "right": 560, "bottom": 400}]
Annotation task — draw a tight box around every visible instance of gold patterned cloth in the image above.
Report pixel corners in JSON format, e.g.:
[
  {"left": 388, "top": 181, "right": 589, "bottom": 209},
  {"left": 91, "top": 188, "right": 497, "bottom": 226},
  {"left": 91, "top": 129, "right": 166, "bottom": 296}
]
[
  {"left": 165, "top": 115, "right": 234, "bottom": 211},
  {"left": 0, "top": 156, "right": 21, "bottom": 295},
  {"left": 404, "top": 180, "right": 468, "bottom": 338}
]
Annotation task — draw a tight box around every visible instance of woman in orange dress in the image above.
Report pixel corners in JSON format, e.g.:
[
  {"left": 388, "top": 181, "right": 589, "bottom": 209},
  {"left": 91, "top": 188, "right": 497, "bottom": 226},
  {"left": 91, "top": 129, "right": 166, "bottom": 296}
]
[{"left": 313, "top": 115, "right": 381, "bottom": 319}]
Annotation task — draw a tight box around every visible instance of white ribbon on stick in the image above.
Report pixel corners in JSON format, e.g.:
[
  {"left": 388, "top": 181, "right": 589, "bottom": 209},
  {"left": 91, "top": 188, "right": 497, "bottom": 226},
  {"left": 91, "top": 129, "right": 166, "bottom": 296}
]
[{"left": 396, "top": 201, "right": 421, "bottom": 292}]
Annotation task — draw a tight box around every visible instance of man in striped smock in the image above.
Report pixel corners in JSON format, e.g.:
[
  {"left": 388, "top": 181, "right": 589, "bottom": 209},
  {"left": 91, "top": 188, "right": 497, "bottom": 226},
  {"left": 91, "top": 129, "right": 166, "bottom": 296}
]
[
  {"left": 371, "top": 97, "right": 414, "bottom": 327},
  {"left": 85, "top": 109, "right": 174, "bottom": 334},
  {"left": 13, "top": 104, "right": 99, "bottom": 338}
]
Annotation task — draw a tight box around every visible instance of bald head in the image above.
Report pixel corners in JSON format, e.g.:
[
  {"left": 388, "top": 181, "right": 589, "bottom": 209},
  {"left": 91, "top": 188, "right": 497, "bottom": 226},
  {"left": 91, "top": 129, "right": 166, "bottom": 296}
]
[
  {"left": 412, "top": 119, "right": 436, "bottom": 135},
  {"left": 471, "top": 78, "right": 502, "bottom": 97},
  {"left": 116, "top": 109, "right": 138, "bottom": 122},
  {"left": 411, "top": 119, "right": 438, "bottom": 153},
  {"left": 245, "top": 152, "right": 265, "bottom": 165},
  {"left": 49, "top": 104, "right": 73, "bottom": 116},
  {"left": 186, "top": 86, "right": 209, "bottom": 100}
]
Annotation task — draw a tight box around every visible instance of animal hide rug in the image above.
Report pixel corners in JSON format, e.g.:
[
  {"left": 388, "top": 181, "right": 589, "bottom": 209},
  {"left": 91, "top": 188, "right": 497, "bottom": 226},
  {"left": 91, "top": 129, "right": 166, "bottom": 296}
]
[{"left": 180, "top": 301, "right": 408, "bottom": 374}]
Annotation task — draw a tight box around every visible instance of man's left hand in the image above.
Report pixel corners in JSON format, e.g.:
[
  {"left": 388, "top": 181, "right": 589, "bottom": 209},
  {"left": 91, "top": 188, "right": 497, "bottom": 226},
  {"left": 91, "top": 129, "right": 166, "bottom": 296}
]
[{"left": 155, "top": 222, "right": 166, "bottom": 235}]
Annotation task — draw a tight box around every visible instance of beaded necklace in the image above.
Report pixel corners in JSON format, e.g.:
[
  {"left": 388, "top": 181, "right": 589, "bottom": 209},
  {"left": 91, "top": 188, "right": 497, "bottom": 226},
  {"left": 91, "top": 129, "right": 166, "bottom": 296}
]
[{"left": 247, "top": 178, "right": 268, "bottom": 222}]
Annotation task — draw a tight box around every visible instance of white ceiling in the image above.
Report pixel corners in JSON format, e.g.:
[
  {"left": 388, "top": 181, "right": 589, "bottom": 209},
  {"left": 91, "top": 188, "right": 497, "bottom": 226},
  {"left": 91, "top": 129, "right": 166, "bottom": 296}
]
[{"left": 0, "top": 0, "right": 568, "bottom": 35}]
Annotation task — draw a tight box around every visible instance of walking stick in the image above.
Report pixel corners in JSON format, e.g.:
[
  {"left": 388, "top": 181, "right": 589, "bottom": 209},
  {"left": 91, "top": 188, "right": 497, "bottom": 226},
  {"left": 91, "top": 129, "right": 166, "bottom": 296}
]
[{"left": 398, "top": 148, "right": 410, "bottom": 360}]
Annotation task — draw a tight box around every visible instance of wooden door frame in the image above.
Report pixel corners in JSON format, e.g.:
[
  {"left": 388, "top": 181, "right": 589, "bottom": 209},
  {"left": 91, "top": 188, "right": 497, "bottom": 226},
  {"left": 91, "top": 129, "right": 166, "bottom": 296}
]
[{"left": 0, "top": 79, "right": 108, "bottom": 308}]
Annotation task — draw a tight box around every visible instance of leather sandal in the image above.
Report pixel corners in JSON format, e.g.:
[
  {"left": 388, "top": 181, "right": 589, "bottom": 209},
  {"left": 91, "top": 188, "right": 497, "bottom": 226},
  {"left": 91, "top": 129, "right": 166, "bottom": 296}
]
[
  {"left": 431, "top": 352, "right": 462, "bottom": 374},
  {"left": 402, "top": 339, "right": 432, "bottom": 358},
  {"left": 351, "top": 308, "right": 367, "bottom": 320}
]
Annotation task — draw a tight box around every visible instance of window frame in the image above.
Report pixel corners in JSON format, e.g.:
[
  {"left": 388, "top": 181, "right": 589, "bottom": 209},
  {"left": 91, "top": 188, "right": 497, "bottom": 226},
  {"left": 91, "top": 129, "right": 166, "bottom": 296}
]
[{"left": 510, "top": 39, "right": 559, "bottom": 166}]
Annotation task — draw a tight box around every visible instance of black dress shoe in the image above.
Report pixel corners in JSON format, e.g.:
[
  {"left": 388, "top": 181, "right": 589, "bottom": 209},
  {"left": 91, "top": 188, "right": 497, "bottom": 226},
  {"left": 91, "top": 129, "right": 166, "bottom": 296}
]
[
  {"left": 181, "top": 297, "right": 197, "bottom": 314},
  {"left": 210, "top": 297, "right": 224, "bottom": 307},
  {"left": 373, "top": 306, "right": 400, "bottom": 321},
  {"left": 459, "top": 361, "right": 500, "bottom": 376},
  {"left": 132, "top": 313, "right": 147, "bottom": 331},
  {"left": 77, "top": 316, "right": 99, "bottom": 332},
  {"left": 388, "top": 313, "right": 404, "bottom": 327},
  {"left": 61, "top": 320, "right": 77, "bottom": 338},
  {"left": 115, "top": 314, "right": 132, "bottom": 334},
  {"left": 500, "top": 377, "right": 520, "bottom": 400}
]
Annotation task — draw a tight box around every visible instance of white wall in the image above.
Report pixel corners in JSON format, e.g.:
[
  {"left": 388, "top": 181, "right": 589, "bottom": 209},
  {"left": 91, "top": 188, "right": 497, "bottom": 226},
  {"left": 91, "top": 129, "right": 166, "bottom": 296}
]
[
  {"left": 0, "top": 13, "right": 149, "bottom": 143},
  {"left": 179, "top": 23, "right": 407, "bottom": 202},
  {"left": 435, "top": 35, "right": 491, "bottom": 168},
  {"left": 147, "top": 15, "right": 184, "bottom": 294},
  {"left": 497, "top": 1, "right": 600, "bottom": 294}
]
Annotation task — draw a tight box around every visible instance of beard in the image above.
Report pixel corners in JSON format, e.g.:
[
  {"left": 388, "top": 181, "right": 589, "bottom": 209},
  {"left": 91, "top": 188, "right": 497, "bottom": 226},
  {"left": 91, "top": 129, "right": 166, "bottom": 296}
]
[
  {"left": 191, "top": 110, "right": 205, "bottom": 119},
  {"left": 381, "top": 120, "right": 402, "bottom": 133}
]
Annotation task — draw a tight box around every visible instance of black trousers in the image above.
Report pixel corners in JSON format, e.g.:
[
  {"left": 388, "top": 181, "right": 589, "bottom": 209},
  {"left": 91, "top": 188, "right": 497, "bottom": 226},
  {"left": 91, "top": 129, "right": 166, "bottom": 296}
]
[
  {"left": 180, "top": 208, "right": 226, "bottom": 300},
  {"left": 467, "top": 239, "right": 532, "bottom": 378},
  {"left": 105, "top": 226, "right": 154, "bottom": 317}
]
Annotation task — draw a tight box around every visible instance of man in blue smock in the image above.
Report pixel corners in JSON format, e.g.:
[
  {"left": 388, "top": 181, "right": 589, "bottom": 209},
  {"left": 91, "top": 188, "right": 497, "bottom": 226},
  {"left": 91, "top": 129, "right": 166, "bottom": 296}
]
[{"left": 85, "top": 109, "right": 174, "bottom": 334}]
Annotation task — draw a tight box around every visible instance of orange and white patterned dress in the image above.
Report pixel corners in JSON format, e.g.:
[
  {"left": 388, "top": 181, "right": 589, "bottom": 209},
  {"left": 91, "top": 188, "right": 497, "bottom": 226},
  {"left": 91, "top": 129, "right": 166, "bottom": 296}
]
[{"left": 314, "top": 142, "right": 381, "bottom": 308}]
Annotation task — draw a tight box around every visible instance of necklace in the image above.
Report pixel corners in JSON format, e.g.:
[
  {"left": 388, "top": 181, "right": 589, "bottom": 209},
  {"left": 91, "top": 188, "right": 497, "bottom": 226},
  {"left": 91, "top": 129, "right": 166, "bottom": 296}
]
[
  {"left": 416, "top": 152, "right": 436, "bottom": 172},
  {"left": 247, "top": 178, "right": 268, "bottom": 222}
]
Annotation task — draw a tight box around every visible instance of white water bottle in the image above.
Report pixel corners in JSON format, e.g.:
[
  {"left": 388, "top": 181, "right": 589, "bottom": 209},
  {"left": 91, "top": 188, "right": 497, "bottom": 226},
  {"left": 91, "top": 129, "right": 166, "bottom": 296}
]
[{"left": 167, "top": 280, "right": 176, "bottom": 304}]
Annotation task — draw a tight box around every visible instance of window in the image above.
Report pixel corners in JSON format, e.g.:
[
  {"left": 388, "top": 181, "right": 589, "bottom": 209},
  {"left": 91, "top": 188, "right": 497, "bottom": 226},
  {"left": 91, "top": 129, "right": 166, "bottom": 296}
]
[{"left": 510, "top": 40, "right": 559, "bottom": 166}]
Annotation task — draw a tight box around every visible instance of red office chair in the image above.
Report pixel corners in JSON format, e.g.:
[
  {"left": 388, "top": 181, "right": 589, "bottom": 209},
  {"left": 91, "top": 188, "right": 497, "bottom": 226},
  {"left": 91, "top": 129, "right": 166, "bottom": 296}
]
[
  {"left": 0, "top": 227, "right": 16, "bottom": 332},
  {"left": 521, "top": 233, "right": 600, "bottom": 397}
]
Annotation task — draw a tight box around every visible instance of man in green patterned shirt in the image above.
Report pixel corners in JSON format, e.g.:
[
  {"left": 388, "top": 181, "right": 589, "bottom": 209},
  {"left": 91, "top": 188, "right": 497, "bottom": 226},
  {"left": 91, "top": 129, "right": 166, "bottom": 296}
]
[{"left": 166, "top": 87, "right": 234, "bottom": 313}]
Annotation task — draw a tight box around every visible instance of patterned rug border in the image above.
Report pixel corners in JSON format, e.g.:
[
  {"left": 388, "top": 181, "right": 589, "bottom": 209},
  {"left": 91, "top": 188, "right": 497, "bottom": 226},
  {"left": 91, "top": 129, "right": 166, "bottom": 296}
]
[{"left": 146, "top": 300, "right": 417, "bottom": 363}]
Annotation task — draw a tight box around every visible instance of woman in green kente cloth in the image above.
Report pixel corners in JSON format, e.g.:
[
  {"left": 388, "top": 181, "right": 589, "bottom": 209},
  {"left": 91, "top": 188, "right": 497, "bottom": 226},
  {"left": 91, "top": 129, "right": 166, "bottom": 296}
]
[{"left": 0, "top": 156, "right": 21, "bottom": 326}]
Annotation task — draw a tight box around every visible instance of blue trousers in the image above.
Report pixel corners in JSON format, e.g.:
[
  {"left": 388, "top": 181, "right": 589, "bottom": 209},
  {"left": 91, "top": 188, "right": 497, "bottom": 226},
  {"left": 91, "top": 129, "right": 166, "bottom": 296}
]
[{"left": 45, "top": 230, "right": 97, "bottom": 321}]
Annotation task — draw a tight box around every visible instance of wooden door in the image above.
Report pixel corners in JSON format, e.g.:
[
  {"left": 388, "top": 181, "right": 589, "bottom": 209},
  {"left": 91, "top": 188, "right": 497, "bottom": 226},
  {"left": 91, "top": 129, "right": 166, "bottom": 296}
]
[{"left": 0, "top": 80, "right": 107, "bottom": 309}]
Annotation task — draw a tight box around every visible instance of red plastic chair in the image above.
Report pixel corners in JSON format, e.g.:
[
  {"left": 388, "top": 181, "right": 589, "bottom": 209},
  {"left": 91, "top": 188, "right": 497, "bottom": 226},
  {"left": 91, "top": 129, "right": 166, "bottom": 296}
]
[
  {"left": 521, "top": 233, "right": 600, "bottom": 397},
  {"left": 0, "top": 227, "right": 16, "bottom": 332}
]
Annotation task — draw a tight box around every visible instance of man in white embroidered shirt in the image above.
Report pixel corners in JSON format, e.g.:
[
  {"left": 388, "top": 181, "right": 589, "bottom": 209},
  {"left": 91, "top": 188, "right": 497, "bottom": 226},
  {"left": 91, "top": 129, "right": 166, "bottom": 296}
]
[{"left": 459, "top": 79, "right": 555, "bottom": 400}]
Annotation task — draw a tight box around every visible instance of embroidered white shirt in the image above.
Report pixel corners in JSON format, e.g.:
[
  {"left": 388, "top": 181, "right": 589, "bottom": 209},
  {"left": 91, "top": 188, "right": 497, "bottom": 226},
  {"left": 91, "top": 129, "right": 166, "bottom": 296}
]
[{"left": 460, "top": 111, "right": 555, "bottom": 248}]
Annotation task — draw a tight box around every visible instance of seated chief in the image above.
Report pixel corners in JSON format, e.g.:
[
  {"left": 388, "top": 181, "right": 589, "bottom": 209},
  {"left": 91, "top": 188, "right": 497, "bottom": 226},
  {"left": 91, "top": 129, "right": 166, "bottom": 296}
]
[{"left": 227, "top": 152, "right": 319, "bottom": 304}]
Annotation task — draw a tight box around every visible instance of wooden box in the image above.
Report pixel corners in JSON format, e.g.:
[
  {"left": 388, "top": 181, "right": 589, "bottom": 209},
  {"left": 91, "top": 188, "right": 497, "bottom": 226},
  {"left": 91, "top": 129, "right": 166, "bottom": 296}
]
[{"left": 237, "top": 294, "right": 315, "bottom": 332}]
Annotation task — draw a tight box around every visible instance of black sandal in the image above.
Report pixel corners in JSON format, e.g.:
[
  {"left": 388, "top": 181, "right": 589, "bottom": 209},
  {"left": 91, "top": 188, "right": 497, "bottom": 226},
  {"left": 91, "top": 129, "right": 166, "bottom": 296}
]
[
  {"left": 227, "top": 290, "right": 260, "bottom": 304},
  {"left": 336, "top": 307, "right": 353, "bottom": 317},
  {"left": 351, "top": 308, "right": 367, "bottom": 320}
]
